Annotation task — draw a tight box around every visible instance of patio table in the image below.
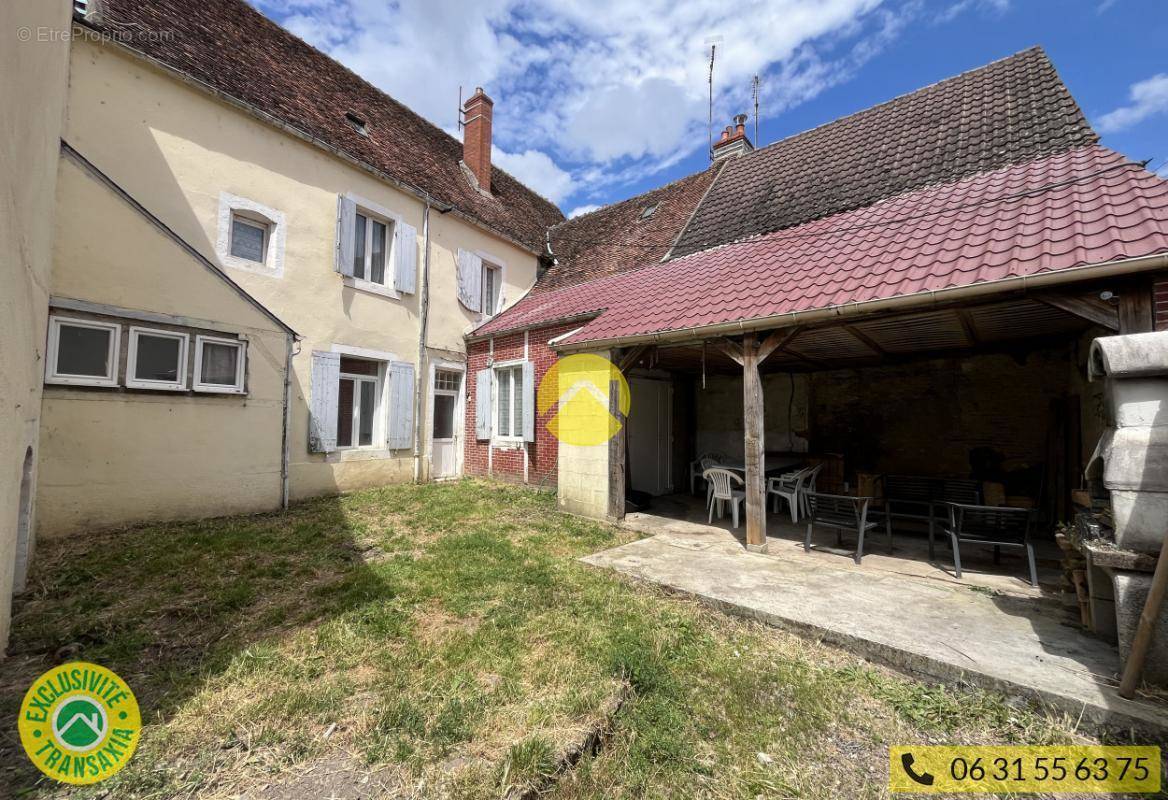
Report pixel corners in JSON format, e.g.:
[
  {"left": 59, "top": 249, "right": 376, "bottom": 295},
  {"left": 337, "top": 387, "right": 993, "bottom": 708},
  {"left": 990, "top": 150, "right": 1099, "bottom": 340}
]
[{"left": 719, "top": 455, "right": 804, "bottom": 475}]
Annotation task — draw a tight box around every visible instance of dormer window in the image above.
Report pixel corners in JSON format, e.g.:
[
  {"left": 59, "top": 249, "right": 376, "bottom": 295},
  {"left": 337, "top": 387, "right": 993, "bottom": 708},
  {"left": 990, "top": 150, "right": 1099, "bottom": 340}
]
[{"left": 345, "top": 111, "right": 369, "bottom": 137}]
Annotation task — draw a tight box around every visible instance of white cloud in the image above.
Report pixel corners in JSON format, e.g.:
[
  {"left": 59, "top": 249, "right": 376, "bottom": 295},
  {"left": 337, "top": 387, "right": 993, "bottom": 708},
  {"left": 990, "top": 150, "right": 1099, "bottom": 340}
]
[
  {"left": 1098, "top": 74, "right": 1168, "bottom": 134},
  {"left": 568, "top": 204, "right": 601, "bottom": 218},
  {"left": 492, "top": 146, "right": 574, "bottom": 203},
  {"left": 253, "top": 0, "right": 911, "bottom": 207},
  {"left": 1156, "top": 163, "right": 1168, "bottom": 179},
  {"left": 934, "top": 0, "right": 1008, "bottom": 23}
]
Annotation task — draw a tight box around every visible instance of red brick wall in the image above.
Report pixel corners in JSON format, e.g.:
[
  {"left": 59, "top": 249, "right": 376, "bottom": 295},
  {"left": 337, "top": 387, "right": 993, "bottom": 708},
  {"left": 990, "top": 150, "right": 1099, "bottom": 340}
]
[
  {"left": 464, "top": 321, "right": 580, "bottom": 487},
  {"left": 1155, "top": 275, "right": 1168, "bottom": 331}
]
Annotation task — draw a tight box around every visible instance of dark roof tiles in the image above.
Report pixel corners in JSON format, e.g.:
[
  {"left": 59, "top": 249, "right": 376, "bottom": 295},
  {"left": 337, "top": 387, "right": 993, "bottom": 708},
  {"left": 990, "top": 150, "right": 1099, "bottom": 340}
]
[
  {"left": 671, "top": 47, "right": 1098, "bottom": 257},
  {"left": 474, "top": 147, "right": 1168, "bottom": 343},
  {"left": 87, "top": 0, "right": 564, "bottom": 252}
]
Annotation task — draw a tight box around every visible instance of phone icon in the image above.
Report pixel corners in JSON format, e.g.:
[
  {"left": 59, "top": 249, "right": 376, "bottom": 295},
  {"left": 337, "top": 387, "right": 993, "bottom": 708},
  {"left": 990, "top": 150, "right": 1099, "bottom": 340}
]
[{"left": 901, "top": 753, "right": 935, "bottom": 786}]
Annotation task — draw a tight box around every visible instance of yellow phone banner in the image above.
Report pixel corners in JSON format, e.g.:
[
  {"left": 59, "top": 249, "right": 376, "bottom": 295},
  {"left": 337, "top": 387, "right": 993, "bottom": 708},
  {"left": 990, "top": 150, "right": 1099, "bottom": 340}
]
[{"left": 889, "top": 745, "right": 1161, "bottom": 794}]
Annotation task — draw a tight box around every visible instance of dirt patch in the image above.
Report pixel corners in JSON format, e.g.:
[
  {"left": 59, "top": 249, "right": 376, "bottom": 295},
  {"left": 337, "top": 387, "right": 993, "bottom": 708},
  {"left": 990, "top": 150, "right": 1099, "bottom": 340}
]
[{"left": 251, "top": 753, "right": 405, "bottom": 800}]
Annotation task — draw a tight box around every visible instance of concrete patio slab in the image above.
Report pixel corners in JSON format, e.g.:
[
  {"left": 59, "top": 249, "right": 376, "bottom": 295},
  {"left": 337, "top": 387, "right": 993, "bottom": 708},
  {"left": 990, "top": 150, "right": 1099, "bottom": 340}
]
[{"left": 583, "top": 522, "right": 1168, "bottom": 737}]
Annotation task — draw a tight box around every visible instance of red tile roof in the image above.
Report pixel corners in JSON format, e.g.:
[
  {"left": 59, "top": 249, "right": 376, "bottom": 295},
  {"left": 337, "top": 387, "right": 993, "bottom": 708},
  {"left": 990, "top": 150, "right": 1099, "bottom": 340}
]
[
  {"left": 672, "top": 47, "right": 1098, "bottom": 257},
  {"left": 472, "top": 146, "right": 1168, "bottom": 345},
  {"left": 538, "top": 165, "right": 722, "bottom": 292},
  {"left": 84, "top": 0, "right": 564, "bottom": 252}
]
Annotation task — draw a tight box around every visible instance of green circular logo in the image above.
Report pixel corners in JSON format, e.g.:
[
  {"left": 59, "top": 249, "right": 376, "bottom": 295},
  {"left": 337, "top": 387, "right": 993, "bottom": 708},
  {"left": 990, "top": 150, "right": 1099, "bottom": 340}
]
[{"left": 18, "top": 662, "right": 141, "bottom": 785}]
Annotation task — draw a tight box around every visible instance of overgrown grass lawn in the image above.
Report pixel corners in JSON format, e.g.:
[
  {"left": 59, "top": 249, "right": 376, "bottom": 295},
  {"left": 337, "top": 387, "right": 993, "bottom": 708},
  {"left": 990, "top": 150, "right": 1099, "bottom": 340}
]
[{"left": 2, "top": 481, "right": 1097, "bottom": 798}]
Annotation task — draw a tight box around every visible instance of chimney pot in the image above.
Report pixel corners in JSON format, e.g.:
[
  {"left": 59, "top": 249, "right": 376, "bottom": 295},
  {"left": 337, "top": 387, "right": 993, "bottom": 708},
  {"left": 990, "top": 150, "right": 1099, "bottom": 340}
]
[
  {"left": 712, "top": 113, "right": 754, "bottom": 161},
  {"left": 462, "top": 87, "right": 494, "bottom": 193}
]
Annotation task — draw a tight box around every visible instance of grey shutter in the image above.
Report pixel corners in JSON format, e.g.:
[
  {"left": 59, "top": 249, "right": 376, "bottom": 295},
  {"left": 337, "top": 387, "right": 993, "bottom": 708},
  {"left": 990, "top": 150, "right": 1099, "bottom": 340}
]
[
  {"left": 457, "top": 248, "right": 482, "bottom": 312},
  {"left": 522, "top": 361, "right": 535, "bottom": 442},
  {"left": 388, "top": 361, "right": 415, "bottom": 450},
  {"left": 308, "top": 351, "right": 340, "bottom": 452},
  {"left": 393, "top": 220, "right": 417, "bottom": 294},
  {"left": 336, "top": 195, "right": 356, "bottom": 276},
  {"left": 475, "top": 368, "right": 492, "bottom": 440}
]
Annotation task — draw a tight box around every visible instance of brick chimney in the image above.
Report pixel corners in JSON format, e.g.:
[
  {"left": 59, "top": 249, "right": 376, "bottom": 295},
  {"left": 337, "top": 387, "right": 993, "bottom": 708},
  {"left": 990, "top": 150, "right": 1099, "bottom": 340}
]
[
  {"left": 712, "top": 113, "right": 753, "bottom": 161},
  {"left": 462, "top": 87, "right": 494, "bottom": 193}
]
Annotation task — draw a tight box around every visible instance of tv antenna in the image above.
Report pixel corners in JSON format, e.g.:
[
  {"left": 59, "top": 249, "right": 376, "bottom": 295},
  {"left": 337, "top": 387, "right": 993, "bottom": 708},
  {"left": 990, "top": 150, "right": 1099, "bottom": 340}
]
[
  {"left": 752, "top": 74, "right": 761, "bottom": 145},
  {"left": 705, "top": 36, "right": 723, "bottom": 162}
]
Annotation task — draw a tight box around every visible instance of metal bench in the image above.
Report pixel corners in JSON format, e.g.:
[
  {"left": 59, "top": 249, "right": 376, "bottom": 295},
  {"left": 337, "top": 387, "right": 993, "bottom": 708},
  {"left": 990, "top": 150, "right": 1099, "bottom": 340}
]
[
  {"left": 937, "top": 502, "right": 1038, "bottom": 587},
  {"left": 803, "top": 492, "right": 891, "bottom": 565},
  {"left": 884, "top": 475, "right": 981, "bottom": 557}
]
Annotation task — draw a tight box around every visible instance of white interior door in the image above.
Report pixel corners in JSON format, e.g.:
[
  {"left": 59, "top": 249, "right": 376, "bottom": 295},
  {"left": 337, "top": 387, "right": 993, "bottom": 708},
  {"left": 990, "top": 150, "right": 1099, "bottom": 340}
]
[
  {"left": 627, "top": 377, "right": 673, "bottom": 495},
  {"left": 431, "top": 369, "right": 462, "bottom": 479}
]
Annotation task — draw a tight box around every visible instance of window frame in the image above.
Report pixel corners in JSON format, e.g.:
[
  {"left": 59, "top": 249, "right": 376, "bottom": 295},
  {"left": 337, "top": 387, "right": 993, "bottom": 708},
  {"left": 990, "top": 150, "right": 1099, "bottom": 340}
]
[
  {"left": 492, "top": 362, "right": 525, "bottom": 442},
  {"left": 337, "top": 370, "right": 381, "bottom": 450},
  {"left": 352, "top": 209, "right": 395, "bottom": 287},
  {"left": 45, "top": 316, "right": 121, "bottom": 388},
  {"left": 125, "top": 326, "right": 189, "bottom": 391},
  {"left": 192, "top": 335, "right": 246, "bottom": 394},
  {"left": 481, "top": 262, "right": 502, "bottom": 317},
  {"left": 216, "top": 192, "right": 286, "bottom": 277},
  {"left": 228, "top": 212, "right": 270, "bottom": 264}
]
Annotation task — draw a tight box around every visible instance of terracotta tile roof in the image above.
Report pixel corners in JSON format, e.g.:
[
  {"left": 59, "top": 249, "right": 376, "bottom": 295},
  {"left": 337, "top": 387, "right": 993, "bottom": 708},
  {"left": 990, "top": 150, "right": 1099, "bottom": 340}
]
[
  {"left": 671, "top": 47, "right": 1098, "bottom": 257},
  {"left": 472, "top": 147, "right": 1168, "bottom": 344},
  {"left": 538, "top": 165, "right": 722, "bottom": 292},
  {"left": 84, "top": 0, "right": 564, "bottom": 252}
]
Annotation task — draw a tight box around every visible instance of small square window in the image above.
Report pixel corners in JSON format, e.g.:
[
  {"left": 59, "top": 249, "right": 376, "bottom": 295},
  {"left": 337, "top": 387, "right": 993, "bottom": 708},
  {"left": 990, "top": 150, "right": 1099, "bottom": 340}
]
[
  {"left": 193, "top": 335, "right": 246, "bottom": 394},
  {"left": 45, "top": 317, "right": 120, "bottom": 387},
  {"left": 126, "top": 327, "right": 188, "bottom": 391},
  {"left": 230, "top": 215, "right": 268, "bottom": 263}
]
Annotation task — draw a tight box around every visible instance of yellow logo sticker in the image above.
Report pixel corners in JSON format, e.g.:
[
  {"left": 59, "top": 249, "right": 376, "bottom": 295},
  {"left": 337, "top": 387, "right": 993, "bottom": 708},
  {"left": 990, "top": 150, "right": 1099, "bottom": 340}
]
[
  {"left": 890, "top": 745, "right": 1160, "bottom": 794},
  {"left": 537, "top": 353, "right": 631, "bottom": 446},
  {"left": 18, "top": 661, "right": 141, "bottom": 785}
]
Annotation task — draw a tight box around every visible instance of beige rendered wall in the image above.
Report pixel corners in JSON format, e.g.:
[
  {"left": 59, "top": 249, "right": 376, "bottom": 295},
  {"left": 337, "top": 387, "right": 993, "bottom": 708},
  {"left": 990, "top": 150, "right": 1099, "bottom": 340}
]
[
  {"left": 556, "top": 351, "right": 613, "bottom": 519},
  {"left": 37, "top": 156, "right": 289, "bottom": 536},
  {"left": 64, "top": 40, "right": 542, "bottom": 498},
  {"left": 0, "top": 0, "right": 71, "bottom": 647}
]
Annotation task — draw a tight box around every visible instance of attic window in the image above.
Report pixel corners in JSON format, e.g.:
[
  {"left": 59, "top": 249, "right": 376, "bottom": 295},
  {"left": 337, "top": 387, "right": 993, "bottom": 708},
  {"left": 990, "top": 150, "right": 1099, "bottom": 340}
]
[
  {"left": 73, "top": 0, "right": 88, "bottom": 14},
  {"left": 639, "top": 203, "right": 659, "bottom": 220},
  {"left": 345, "top": 111, "right": 369, "bottom": 137}
]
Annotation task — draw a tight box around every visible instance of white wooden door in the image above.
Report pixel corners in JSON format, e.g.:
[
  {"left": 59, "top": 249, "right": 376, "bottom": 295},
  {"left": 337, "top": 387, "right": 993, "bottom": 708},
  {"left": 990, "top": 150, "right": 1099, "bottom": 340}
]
[
  {"left": 431, "top": 369, "right": 462, "bottom": 479},
  {"left": 627, "top": 378, "right": 673, "bottom": 495}
]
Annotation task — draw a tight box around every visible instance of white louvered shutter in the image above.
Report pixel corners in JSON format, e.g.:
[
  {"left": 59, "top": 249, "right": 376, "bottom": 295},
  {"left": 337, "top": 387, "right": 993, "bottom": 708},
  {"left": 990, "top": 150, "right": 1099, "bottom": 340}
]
[
  {"left": 336, "top": 195, "right": 357, "bottom": 276},
  {"left": 521, "top": 361, "right": 535, "bottom": 442},
  {"left": 393, "top": 220, "right": 417, "bottom": 294},
  {"left": 388, "top": 361, "right": 415, "bottom": 450},
  {"left": 308, "top": 351, "right": 340, "bottom": 452},
  {"left": 457, "top": 248, "right": 482, "bottom": 312},
  {"left": 475, "top": 368, "right": 492, "bottom": 440}
]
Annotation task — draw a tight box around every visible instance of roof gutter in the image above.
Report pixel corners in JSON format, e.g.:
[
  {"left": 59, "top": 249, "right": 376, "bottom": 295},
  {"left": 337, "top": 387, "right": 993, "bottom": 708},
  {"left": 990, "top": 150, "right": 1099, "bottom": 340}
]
[
  {"left": 77, "top": 24, "right": 561, "bottom": 256},
  {"left": 553, "top": 251, "right": 1168, "bottom": 352}
]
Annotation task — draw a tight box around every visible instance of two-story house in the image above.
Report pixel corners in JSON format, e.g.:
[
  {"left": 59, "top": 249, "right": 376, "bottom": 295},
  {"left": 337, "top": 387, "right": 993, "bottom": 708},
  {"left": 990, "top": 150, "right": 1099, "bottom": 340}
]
[{"left": 29, "top": 0, "right": 562, "bottom": 540}]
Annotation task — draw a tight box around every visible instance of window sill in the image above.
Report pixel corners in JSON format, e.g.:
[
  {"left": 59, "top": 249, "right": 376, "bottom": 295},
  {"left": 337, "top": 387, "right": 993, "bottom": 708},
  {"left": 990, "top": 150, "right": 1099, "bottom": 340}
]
[
  {"left": 45, "top": 375, "right": 119, "bottom": 388},
  {"left": 491, "top": 439, "right": 525, "bottom": 450},
  {"left": 193, "top": 385, "right": 246, "bottom": 395},
  {"left": 219, "top": 253, "right": 282, "bottom": 278},
  {"left": 126, "top": 380, "right": 187, "bottom": 392},
  {"left": 343, "top": 276, "right": 399, "bottom": 300},
  {"left": 327, "top": 448, "right": 406, "bottom": 463}
]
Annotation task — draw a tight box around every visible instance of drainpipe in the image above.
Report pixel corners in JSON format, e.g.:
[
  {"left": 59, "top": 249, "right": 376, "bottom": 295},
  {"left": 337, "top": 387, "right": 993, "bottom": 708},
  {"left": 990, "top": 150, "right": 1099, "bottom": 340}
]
[
  {"left": 413, "top": 201, "right": 432, "bottom": 483},
  {"left": 281, "top": 334, "right": 300, "bottom": 508}
]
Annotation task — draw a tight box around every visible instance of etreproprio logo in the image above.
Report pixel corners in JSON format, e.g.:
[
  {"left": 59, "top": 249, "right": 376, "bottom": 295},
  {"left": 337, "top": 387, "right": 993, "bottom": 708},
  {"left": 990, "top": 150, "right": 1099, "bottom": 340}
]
[{"left": 18, "top": 662, "right": 141, "bottom": 785}]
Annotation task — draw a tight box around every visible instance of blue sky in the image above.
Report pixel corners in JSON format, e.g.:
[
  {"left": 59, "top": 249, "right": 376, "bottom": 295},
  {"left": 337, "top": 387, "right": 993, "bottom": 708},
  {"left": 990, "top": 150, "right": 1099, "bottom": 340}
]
[{"left": 252, "top": 0, "right": 1167, "bottom": 216}]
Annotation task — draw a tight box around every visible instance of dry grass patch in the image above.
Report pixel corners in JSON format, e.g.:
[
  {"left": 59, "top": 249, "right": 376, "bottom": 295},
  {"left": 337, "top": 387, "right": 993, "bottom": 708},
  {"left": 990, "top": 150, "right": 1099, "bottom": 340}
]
[{"left": 2, "top": 480, "right": 1116, "bottom": 800}]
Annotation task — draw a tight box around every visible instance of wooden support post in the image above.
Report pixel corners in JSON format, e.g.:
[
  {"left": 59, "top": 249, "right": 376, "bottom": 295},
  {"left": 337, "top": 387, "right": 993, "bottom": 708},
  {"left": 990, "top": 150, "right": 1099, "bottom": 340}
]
[{"left": 742, "top": 333, "right": 767, "bottom": 552}]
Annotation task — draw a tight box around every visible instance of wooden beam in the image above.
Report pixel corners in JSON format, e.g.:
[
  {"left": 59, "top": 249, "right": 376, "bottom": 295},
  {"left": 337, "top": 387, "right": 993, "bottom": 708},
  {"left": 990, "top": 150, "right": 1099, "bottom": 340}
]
[
  {"left": 617, "top": 344, "right": 649, "bottom": 372},
  {"left": 757, "top": 326, "right": 802, "bottom": 364},
  {"left": 841, "top": 324, "right": 886, "bottom": 356},
  {"left": 1118, "top": 283, "right": 1155, "bottom": 334},
  {"left": 742, "top": 333, "right": 768, "bottom": 552},
  {"left": 955, "top": 308, "right": 980, "bottom": 347},
  {"left": 607, "top": 371, "right": 628, "bottom": 521},
  {"left": 1039, "top": 293, "right": 1119, "bottom": 331},
  {"left": 715, "top": 338, "right": 745, "bottom": 366}
]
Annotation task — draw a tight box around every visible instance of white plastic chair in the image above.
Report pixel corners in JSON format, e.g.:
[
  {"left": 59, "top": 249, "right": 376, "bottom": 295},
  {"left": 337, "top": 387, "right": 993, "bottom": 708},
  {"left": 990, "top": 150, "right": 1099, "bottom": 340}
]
[
  {"left": 799, "top": 464, "right": 824, "bottom": 518},
  {"left": 690, "top": 452, "right": 725, "bottom": 494},
  {"left": 700, "top": 457, "right": 721, "bottom": 509},
  {"left": 703, "top": 467, "right": 745, "bottom": 528},
  {"left": 768, "top": 467, "right": 811, "bottom": 523}
]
